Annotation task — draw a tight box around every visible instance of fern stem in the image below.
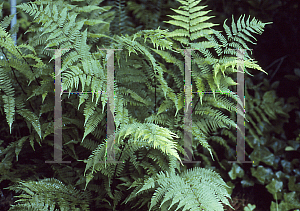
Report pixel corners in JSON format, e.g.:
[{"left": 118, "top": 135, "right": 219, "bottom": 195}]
[{"left": 0, "top": 48, "right": 36, "bottom": 113}]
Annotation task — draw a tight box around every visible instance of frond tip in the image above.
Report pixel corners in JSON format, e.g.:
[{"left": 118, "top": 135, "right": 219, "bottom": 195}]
[{"left": 164, "top": 0, "right": 218, "bottom": 45}]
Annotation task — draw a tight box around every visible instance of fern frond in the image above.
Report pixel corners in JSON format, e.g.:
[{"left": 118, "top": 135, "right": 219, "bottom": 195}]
[
  {"left": 7, "top": 178, "right": 91, "bottom": 211},
  {"left": 126, "top": 167, "right": 233, "bottom": 211},
  {"left": 2, "top": 95, "right": 15, "bottom": 133},
  {"left": 164, "top": 0, "right": 218, "bottom": 46},
  {"left": 17, "top": 109, "right": 42, "bottom": 139}
]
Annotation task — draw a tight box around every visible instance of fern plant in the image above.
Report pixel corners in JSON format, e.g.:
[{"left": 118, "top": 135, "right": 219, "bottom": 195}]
[
  {"left": 125, "top": 167, "right": 233, "bottom": 210},
  {"left": 6, "top": 178, "right": 91, "bottom": 211},
  {"left": 0, "top": 0, "right": 272, "bottom": 210}
]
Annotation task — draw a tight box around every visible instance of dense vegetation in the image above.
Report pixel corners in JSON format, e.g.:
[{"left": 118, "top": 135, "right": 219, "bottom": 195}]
[{"left": 0, "top": 0, "right": 299, "bottom": 210}]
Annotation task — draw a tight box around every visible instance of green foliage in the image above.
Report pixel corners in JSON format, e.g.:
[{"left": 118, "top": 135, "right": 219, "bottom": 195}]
[
  {"left": 243, "top": 203, "right": 256, "bottom": 211},
  {"left": 163, "top": 0, "right": 218, "bottom": 46},
  {"left": 0, "top": 0, "right": 288, "bottom": 210},
  {"left": 6, "top": 178, "right": 91, "bottom": 211},
  {"left": 218, "top": 71, "right": 300, "bottom": 211},
  {"left": 125, "top": 167, "right": 233, "bottom": 211}
]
